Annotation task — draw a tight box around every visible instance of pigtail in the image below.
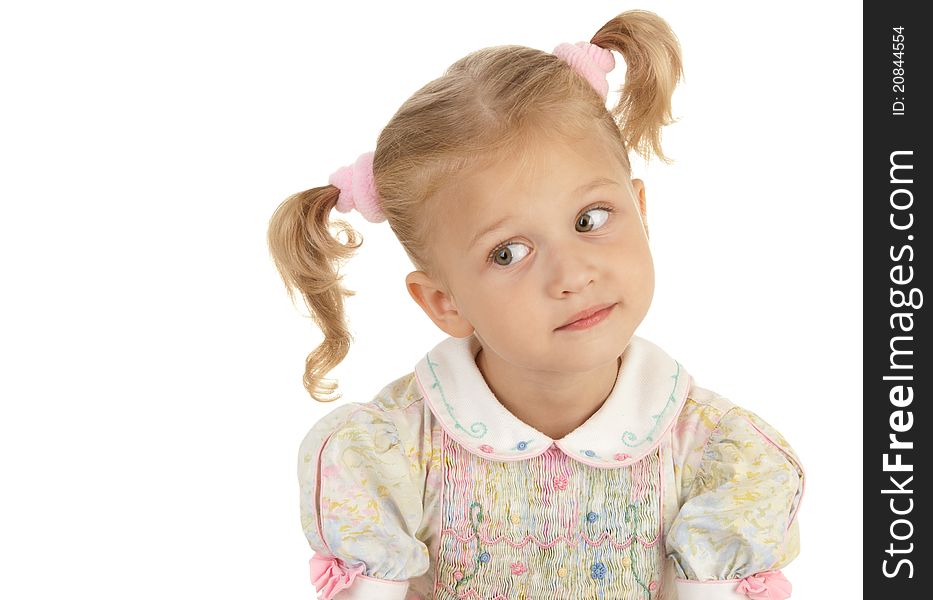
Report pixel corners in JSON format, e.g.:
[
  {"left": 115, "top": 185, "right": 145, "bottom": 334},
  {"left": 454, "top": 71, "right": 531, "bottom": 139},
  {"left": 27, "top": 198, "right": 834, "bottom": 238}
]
[
  {"left": 591, "top": 10, "right": 683, "bottom": 163},
  {"left": 266, "top": 186, "right": 363, "bottom": 403}
]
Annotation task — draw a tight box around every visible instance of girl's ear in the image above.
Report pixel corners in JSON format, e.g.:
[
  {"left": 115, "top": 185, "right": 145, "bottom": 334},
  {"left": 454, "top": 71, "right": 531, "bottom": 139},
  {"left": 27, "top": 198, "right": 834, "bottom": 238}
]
[
  {"left": 404, "top": 271, "right": 475, "bottom": 338},
  {"left": 630, "top": 178, "right": 649, "bottom": 240}
]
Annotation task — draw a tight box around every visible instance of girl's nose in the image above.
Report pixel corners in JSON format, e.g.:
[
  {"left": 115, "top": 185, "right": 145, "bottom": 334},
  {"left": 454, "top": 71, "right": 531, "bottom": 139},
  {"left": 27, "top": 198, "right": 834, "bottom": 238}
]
[{"left": 545, "top": 245, "right": 597, "bottom": 297}]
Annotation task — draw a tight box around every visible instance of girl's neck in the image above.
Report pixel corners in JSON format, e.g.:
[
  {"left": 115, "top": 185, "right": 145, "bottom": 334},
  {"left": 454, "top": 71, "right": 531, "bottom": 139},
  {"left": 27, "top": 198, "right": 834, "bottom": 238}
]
[{"left": 475, "top": 347, "right": 622, "bottom": 440}]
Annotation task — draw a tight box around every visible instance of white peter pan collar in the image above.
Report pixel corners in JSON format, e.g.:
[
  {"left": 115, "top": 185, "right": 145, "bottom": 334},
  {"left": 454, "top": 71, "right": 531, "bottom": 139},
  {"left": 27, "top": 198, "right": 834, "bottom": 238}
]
[{"left": 413, "top": 332, "right": 692, "bottom": 468}]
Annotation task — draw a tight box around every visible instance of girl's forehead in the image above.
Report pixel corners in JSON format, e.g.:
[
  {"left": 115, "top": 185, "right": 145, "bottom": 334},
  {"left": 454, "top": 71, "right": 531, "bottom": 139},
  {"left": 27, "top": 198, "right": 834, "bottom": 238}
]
[
  {"left": 447, "top": 135, "right": 627, "bottom": 208},
  {"left": 421, "top": 131, "right": 632, "bottom": 257}
]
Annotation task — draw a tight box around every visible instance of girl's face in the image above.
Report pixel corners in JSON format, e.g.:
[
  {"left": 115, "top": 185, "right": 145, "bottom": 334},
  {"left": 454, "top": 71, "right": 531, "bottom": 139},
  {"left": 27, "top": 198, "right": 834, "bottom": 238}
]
[{"left": 406, "top": 133, "right": 654, "bottom": 374}]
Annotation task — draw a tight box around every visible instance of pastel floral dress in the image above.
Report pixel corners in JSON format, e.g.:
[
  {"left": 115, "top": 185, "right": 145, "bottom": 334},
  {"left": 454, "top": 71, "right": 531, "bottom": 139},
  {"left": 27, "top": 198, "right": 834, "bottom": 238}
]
[{"left": 298, "top": 334, "right": 805, "bottom": 600}]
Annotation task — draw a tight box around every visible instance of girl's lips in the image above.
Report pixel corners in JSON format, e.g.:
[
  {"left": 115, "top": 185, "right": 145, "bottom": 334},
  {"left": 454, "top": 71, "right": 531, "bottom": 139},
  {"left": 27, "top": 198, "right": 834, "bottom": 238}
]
[{"left": 556, "top": 303, "right": 617, "bottom": 331}]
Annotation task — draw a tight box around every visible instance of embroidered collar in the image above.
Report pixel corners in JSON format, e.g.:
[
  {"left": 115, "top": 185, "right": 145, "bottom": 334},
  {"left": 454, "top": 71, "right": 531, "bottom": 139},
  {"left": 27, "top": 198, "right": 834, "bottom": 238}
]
[{"left": 413, "top": 333, "right": 691, "bottom": 468}]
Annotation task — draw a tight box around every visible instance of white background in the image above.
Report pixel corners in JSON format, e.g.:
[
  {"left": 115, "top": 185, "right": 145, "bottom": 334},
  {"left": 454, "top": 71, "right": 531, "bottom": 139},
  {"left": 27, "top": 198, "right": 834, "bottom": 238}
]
[{"left": 0, "top": 1, "right": 861, "bottom": 598}]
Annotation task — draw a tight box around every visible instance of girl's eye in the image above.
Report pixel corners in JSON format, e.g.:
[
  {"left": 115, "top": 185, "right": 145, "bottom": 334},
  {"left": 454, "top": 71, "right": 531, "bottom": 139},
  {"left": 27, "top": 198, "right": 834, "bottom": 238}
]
[
  {"left": 486, "top": 204, "right": 615, "bottom": 267},
  {"left": 489, "top": 241, "right": 530, "bottom": 267},
  {"left": 575, "top": 205, "right": 612, "bottom": 232}
]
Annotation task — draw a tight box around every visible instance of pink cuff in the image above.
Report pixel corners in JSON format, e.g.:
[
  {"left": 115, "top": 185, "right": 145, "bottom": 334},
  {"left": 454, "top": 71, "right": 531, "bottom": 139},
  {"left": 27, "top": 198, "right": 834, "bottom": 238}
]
[
  {"left": 675, "top": 570, "right": 792, "bottom": 600},
  {"left": 309, "top": 552, "right": 410, "bottom": 600}
]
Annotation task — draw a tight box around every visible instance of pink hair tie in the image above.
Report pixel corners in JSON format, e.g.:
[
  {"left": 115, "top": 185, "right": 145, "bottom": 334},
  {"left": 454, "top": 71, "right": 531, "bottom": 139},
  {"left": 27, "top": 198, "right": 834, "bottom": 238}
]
[
  {"left": 309, "top": 552, "right": 366, "bottom": 600},
  {"left": 328, "top": 151, "right": 386, "bottom": 223},
  {"left": 552, "top": 41, "right": 615, "bottom": 101},
  {"left": 735, "top": 570, "right": 792, "bottom": 600}
]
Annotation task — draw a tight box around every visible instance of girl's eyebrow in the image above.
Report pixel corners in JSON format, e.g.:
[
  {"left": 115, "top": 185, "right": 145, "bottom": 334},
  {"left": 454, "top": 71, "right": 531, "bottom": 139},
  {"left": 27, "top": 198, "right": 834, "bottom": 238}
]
[
  {"left": 466, "top": 177, "right": 621, "bottom": 249},
  {"left": 468, "top": 214, "right": 515, "bottom": 249}
]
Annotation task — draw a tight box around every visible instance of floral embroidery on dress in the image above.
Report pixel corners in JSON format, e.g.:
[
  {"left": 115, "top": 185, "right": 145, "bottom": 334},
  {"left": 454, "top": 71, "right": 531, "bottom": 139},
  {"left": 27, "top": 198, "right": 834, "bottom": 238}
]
[{"left": 437, "top": 437, "right": 663, "bottom": 599}]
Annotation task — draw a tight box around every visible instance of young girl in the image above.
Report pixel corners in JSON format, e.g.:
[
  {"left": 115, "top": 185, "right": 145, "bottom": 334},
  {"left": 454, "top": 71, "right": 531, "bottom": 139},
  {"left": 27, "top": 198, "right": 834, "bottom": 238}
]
[{"left": 268, "top": 9, "right": 804, "bottom": 600}]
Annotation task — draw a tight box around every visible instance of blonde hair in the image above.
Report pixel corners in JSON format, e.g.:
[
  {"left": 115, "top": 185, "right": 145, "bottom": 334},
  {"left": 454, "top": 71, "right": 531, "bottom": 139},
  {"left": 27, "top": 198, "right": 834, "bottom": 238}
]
[{"left": 267, "top": 9, "right": 683, "bottom": 402}]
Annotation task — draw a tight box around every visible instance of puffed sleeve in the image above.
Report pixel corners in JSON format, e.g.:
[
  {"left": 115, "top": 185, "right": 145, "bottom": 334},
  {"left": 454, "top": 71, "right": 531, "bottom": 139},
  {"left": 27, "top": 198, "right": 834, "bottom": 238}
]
[
  {"left": 666, "top": 406, "right": 805, "bottom": 600},
  {"left": 298, "top": 402, "right": 429, "bottom": 600}
]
